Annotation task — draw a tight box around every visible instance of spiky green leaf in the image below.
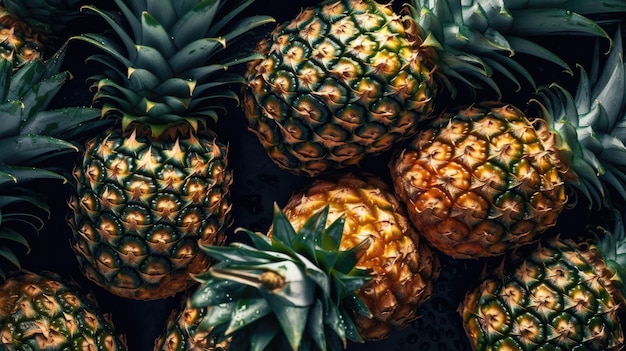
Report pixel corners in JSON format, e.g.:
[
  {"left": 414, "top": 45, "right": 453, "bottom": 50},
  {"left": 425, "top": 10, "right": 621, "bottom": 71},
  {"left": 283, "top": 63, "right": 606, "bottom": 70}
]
[
  {"left": 0, "top": 135, "right": 78, "bottom": 165},
  {"left": 508, "top": 8, "right": 608, "bottom": 38},
  {"left": 262, "top": 294, "right": 309, "bottom": 351},
  {"left": 192, "top": 278, "right": 246, "bottom": 307},
  {"left": 171, "top": 0, "right": 221, "bottom": 47},
  {"left": 0, "top": 227, "right": 31, "bottom": 253},
  {"left": 141, "top": 11, "right": 176, "bottom": 58},
  {"left": 249, "top": 320, "right": 279, "bottom": 351},
  {"left": 20, "top": 108, "right": 103, "bottom": 139},
  {"left": 0, "top": 247, "right": 20, "bottom": 270},
  {"left": 225, "top": 296, "right": 272, "bottom": 334},
  {"left": 72, "top": 33, "right": 134, "bottom": 69}
]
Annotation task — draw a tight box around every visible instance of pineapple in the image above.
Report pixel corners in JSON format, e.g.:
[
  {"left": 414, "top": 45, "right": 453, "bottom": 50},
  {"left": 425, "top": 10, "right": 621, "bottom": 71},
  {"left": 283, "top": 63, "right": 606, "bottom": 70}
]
[
  {"left": 189, "top": 205, "right": 373, "bottom": 351},
  {"left": 389, "top": 29, "right": 626, "bottom": 259},
  {"left": 156, "top": 172, "right": 439, "bottom": 349},
  {"left": 241, "top": 0, "right": 621, "bottom": 177},
  {"left": 0, "top": 270, "right": 127, "bottom": 350},
  {"left": 278, "top": 172, "right": 440, "bottom": 340},
  {"left": 0, "top": 45, "right": 101, "bottom": 280},
  {"left": 458, "top": 210, "right": 626, "bottom": 350},
  {"left": 68, "top": 0, "right": 274, "bottom": 300}
]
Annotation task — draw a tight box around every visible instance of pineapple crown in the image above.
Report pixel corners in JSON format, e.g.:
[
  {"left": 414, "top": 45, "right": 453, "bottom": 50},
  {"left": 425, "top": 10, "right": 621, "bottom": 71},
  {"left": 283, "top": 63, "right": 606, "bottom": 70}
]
[
  {"left": 0, "top": 45, "right": 102, "bottom": 280},
  {"left": 533, "top": 28, "right": 626, "bottom": 210},
  {"left": 404, "top": 0, "right": 622, "bottom": 99},
  {"left": 73, "top": 0, "right": 274, "bottom": 138},
  {"left": 191, "top": 204, "right": 372, "bottom": 351}
]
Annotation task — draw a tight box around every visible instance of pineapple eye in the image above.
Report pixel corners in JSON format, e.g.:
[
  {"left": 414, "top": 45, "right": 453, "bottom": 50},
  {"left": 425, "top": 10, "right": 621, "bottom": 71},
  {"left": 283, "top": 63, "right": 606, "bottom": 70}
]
[
  {"left": 183, "top": 177, "right": 208, "bottom": 204},
  {"left": 514, "top": 312, "right": 544, "bottom": 343},
  {"left": 296, "top": 63, "right": 323, "bottom": 89},
  {"left": 300, "top": 20, "right": 324, "bottom": 42},
  {"left": 332, "top": 57, "right": 363, "bottom": 81},
  {"left": 84, "top": 160, "right": 106, "bottom": 184},
  {"left": 282, "top": 41, "right": 309, "bottom": 67},
  {"left": 260, "top": 94, "right": 288, "bottom": 121},
  {"left": 100, "top": 183, "right": 126, "bottom": 207},
  {"left": 478, "top": 298, "right": 512, "bottom": 335},
  {"left": 120, "top": 205, "right": 151, "bottom": 227},
  {"left": 97, "top": 214, "right": 124, "bottom": 239},
  {"left": 330, "top": 17, "right": 357, "bottom": 43},
  {"left": 371, "top": 50, "right": 401, "bottom": 76},
  {"left": 118, "top": 236, "right": 147, "bottom": 257},
  {"left": 125, "top": 175, "right": 156, "bottom": 200},
  {"left": 159, "top": 167, "right": 185, "bottom": 190},
  {"left": 152, "top": 193, "right": 179, "bottom": 220},
  {"left": 82, "top": 310, "right": 99, "bottom": 331},
  {"left": 314, "top": 80, "right": 348, "bottom": 106},
  {"left": 146, "top": 224, "right": 178, "bottom": 253},
  {"left": 108, "top": 157, "right": 131, "bottom": 177},
  {"left": 348, "top": 34, "right": 378, "bottom": 59},
  {"left": 140, "top": 256, "right": 171, "bottom": 276},
  {"left": 178, "top": 207, "right": 203, "bottom": 234},
  {"left": 311, "top": 39, "right": 339, "bottom": 63},
  {"left": 353, "top": 12, "right": 384, "bottom": 32}
]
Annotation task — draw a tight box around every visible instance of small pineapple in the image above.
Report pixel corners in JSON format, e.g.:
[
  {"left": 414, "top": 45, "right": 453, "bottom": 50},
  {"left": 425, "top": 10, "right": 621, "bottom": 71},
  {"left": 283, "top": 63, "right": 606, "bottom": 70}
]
[
  {"left": 68, "top": 0, "right": 274, "bottom": 300},
  {"left": 279, "top": 172, "right": 440, "bottom": 340},
  {"left": 242, "top": 0, "right": 620, "bottom": 176},
  {"left": 189, "top": 205, "right": 373, "bottom": 351},
  {"left": 389, "top": 29, "right": 626, "bottom": 258},
  {"left": 458, "top": 211, "right": 626, "bottom": 350},
  {"left": 0, "top": 271, "right": 127, "bottom": 351}
]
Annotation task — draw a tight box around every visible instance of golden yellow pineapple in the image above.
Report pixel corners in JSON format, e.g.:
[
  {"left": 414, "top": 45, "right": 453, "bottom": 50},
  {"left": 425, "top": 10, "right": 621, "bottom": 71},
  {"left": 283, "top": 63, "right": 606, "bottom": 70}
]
[
  {"left": 390, "top": 102, "right": 567, "bottom": 258},
  {"left": 279, "top": 172, "right": 440, "bottom": 340},
  {"left": 152, "top": 171, "right": 440, "bottom": 349},
  {"left": 178, "top": 173, "right": 439, "bottom": 349},
  {"left": 187, "top": 202, "right": 409, "bottom": 350},
  {"left": 389, "top": 29, "right": 626, "bottom": 259}
]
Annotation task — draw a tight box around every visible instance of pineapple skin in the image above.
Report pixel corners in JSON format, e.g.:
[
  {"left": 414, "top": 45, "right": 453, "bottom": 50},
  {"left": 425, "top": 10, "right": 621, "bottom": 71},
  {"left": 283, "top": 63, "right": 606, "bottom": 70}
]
[
  {"left": 459, "top": 238, "right": 624, "bottom": 350},
  {"left": 390, "top": 102, "right": 567, "bottom": 259},
  {"left": 0, "top": 271, "right": 127, "bottom": 351},
  {"left": 280, "top": 172, "right": 441, "bottom": 340},
  {"left": 69, "top": 128, "right": 232, "bottom": 300},
  {"left": 243, "top": 0, "right": 436, "bottom": 177}
]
